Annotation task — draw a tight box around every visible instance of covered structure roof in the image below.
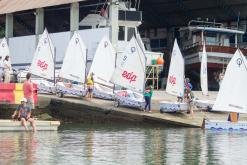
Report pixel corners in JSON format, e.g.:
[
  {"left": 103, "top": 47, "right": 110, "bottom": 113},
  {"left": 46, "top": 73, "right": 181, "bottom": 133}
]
[
  {"left": 140, "top": 0, "right": 247, "bottom": 28},
  {"left": 0, "top": 0, "right": 86, "bottom": 15},
  {"left": 1, "top": 0, "right": 247, "bottom": 30}
]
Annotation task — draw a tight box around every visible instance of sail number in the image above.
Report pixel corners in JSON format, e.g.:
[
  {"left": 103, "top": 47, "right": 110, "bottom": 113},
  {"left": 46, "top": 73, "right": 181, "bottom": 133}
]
[{"left": 122, "top": 70, "right": 137, "bottom": 83}]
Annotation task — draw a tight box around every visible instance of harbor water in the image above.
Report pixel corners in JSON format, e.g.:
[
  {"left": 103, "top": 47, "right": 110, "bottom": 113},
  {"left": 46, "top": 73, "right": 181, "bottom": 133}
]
[{"left": 1, "top": 123, "right": 247, "bottom": 165}]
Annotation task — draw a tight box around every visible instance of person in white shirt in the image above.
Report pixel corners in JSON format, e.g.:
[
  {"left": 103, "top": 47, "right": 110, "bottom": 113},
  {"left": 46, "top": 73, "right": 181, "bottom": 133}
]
[
  {"left": 3, "top": 55, "right": 11, "bottom": 83},
  {"left": 0, "top": 56, "right": 3, "bottom": 82}
]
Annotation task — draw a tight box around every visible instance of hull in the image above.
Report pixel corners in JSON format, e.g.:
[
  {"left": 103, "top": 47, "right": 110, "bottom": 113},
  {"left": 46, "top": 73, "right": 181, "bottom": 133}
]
[
  {"left": 56, "top": 82, "right": 86, "bottom": 97},
  {"left": 115, "top": 95, "right": 145, "bottom": 110},
  {"left": 0, "top": 120, "right": 60, "bottom": 131},
  {"left": 193, "top": 99, "right": 214, "bottom": 110},
  {"left": 93, "top": 84, "right": 114, "bottom": 100},
  {"left": 114, "top": 90, "right": 145, "bottom": 110},
  {"left": 37, "top": 82, "right": 56, "bottom": 94},
  {"left": 204, "top": 119, "right": 247, "bottom": 131},
  {"left": 160, "top": 101, "right": 189, "bottom": 113},
  {"left": 93, "top": 89, "right": 114, "bottom": 100}
]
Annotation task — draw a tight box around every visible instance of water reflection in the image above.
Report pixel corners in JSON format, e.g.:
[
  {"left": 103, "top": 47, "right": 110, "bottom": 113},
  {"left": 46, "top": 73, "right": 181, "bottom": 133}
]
[{"left": 0, "top": 124, "right": 247, "bottom": 164}]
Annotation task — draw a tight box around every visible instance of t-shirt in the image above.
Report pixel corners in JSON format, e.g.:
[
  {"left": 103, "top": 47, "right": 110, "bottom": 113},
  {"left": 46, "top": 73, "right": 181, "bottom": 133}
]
[
  {"left": 87, "top": 76, "right": 94, "bottom": 85},
  {"left": 144, "top": 88, "right": 153, "bottom": 98},
  {"left": 3, "top": 60, "right": 11, "bottom": 70},
  {"left": 23, "top": 80, "right": 33, "bottom": 99},
  {"left": 17, "top": 105, "right": 31, "bottom": 118}
]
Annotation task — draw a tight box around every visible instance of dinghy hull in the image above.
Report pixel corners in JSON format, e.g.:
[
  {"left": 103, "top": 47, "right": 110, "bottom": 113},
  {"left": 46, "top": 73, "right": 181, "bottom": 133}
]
[
  {"left": 114, "top": 90, "right": 145, "bottom": 110},
  {"left": 0, "top": 120, "right": 60, "bottom": 131},
  {"left": 193, "top": 99, "right": 214, "bottom": 110},
  {"left": 56, "top": 83, "right": 86, "bottom": 97},
  {"left": 160, "top": 101, "right": 189, "bottom": 113},
  {"left": 203, "top": 119, "right": 247, "bottom": 131},
  {"left": 37, "top": 83, "right": 56, "bottom": 94},
  {"left": 93, "top": 90, "right": 114, "bottom": 100}
]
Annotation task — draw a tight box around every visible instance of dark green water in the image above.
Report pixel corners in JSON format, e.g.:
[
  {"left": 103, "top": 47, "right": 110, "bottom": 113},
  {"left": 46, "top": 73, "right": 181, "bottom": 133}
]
[{"left": 0, "top": 123, "right": 247, "bottom": 165}]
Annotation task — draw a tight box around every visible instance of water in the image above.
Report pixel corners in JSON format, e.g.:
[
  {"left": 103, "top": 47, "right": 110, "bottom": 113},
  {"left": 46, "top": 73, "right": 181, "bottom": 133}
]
[{"left": 1, "top": 123, "right": 247, "bottom": 165}]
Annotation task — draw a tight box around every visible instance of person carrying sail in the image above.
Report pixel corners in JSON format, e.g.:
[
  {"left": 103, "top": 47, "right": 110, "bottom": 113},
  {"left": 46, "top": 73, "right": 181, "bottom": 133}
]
[{"left": 87, "top": 73, "right": 94, "bottom": 99}]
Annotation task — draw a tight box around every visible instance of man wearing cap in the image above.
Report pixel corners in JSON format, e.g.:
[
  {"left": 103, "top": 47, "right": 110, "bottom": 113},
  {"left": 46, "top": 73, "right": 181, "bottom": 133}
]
[{"left": 11, "top": 98, "right": 36, "bottom": 132}]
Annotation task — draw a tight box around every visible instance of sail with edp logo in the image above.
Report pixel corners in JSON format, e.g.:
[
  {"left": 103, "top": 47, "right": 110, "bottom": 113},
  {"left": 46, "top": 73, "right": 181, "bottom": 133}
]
[
  {"left": 160, "top": 39, "right": 189, "bottom": 113},
  {"left": 29, "top": 29, "right": 55, "bottom": 80},
  {"left": 166, "top": 39, "right": 185, "bottom": 97},
  {"left": 111, "top": 37, "right": 146, "bottom": 93}
]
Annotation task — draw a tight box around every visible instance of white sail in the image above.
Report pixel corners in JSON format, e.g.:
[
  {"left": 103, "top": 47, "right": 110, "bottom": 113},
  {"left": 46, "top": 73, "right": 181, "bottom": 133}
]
[
  {"left": 29, "top": 29, "right": 55, "bottom": 80},
  {"left": 88, "top": 36, "right": 115, "bottom": 86},
  {"left": 59, "top": 32, "right": 87, "bottom": 83},
  {"left": 111, "top": 37, "right": 146, "bottom": 93},
  {"left": 0, "top": 38, "right": 10, "bottom": 63},
  {"left": 166, "top": 39, "right": 185, "bottom": 97},
  {"left": 200, "top": 43, "right": 208, "bottom": 95},
  {"left": 213, "top": 49, "right": 247, "bottom": 113}
]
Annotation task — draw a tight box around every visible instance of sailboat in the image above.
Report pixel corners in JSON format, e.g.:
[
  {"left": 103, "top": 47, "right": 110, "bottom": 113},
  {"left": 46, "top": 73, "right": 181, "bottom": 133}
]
[
  {"left": 111, "top": 36, "right": 146, "bottom": 109},
  {"left": 87, "top": 36, "right": 116, "bottom": 100},
  {"left": 56, "top": 31, "right": 87, "bottom": 97},
  {"left": 194, "top": 43, "right": 214, "bottom": 109},
  {"left": 29, "top": 29, "right": 56, "bottom": 94},
  {"left": 160, "top": 39, "right": 189, "bottom": 113},
  {"left": 202, "top": 49, "right": 247, "bottom": 130}
]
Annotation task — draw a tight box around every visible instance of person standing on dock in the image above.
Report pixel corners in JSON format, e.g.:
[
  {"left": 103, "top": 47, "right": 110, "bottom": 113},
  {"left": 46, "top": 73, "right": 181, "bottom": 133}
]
[
  {"left": 23, "top": 73, "right": 35, "bottom": 110},
  {"left": 144, "top": 85, "right": 153, "bottom": 112},
  {"left": 86, "top": 73, "right": 94, "bottom": 99},
  {"left": 3, "top": 55, "right": 11, "bottom": 83},
  {"left": 0, "top": 56, "right": 4, "bottom": 82},
  {"left": 184, "top": 78, "right": 194, "bottom": 117},
  {"left": 11, "top": 98, "right": 36, "bottom": 132}
]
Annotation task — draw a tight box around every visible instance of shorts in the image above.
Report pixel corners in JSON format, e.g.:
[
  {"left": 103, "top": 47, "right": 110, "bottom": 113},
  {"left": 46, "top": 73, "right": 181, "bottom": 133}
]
[
  {"left": 87, "top": 88, "right": 93, "bottom": 93},
  {"left": 87, "top": 85, "right": 93, "bottom": 93},
  {"left": 27, "top": 98, "right": 35, "bottom": 110},
  {"left": 17, "top": 116, "right": 28, "bottom": 121}
]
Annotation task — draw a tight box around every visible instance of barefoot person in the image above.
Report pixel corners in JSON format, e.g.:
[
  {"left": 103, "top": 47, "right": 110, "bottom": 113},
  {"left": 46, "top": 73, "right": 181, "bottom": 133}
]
[
  {"left": 86, "top": 73, "right": 94, "bottom": 99},
  {"left": 11, "top": 98, "right": 36, "bottom": 132}
]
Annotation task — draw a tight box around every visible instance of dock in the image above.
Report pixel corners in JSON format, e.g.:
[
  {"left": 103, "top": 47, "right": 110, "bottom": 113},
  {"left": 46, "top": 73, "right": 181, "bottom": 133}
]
[
  {"left": 39, "top": 91, "right": 247, "bottom": 128},
  {"left": 0, "top": 120, "right": 60, "bottom": 131}
]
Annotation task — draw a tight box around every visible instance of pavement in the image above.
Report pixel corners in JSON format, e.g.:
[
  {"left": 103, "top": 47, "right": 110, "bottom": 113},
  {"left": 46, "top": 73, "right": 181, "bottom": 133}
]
[{"left": 39, "top": 90, "right": 247, "bottom": 128}]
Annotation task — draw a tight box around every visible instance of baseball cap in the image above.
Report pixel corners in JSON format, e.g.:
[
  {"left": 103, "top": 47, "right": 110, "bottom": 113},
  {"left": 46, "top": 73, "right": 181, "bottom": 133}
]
[{"left": 20, "top": 98, "right": 27, "bottom": 103}]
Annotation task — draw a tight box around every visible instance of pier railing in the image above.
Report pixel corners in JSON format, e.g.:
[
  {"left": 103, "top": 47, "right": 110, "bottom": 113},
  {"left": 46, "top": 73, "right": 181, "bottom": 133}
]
[{"left": 183, "top": 43, "right": 247, "bottom": 56}]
